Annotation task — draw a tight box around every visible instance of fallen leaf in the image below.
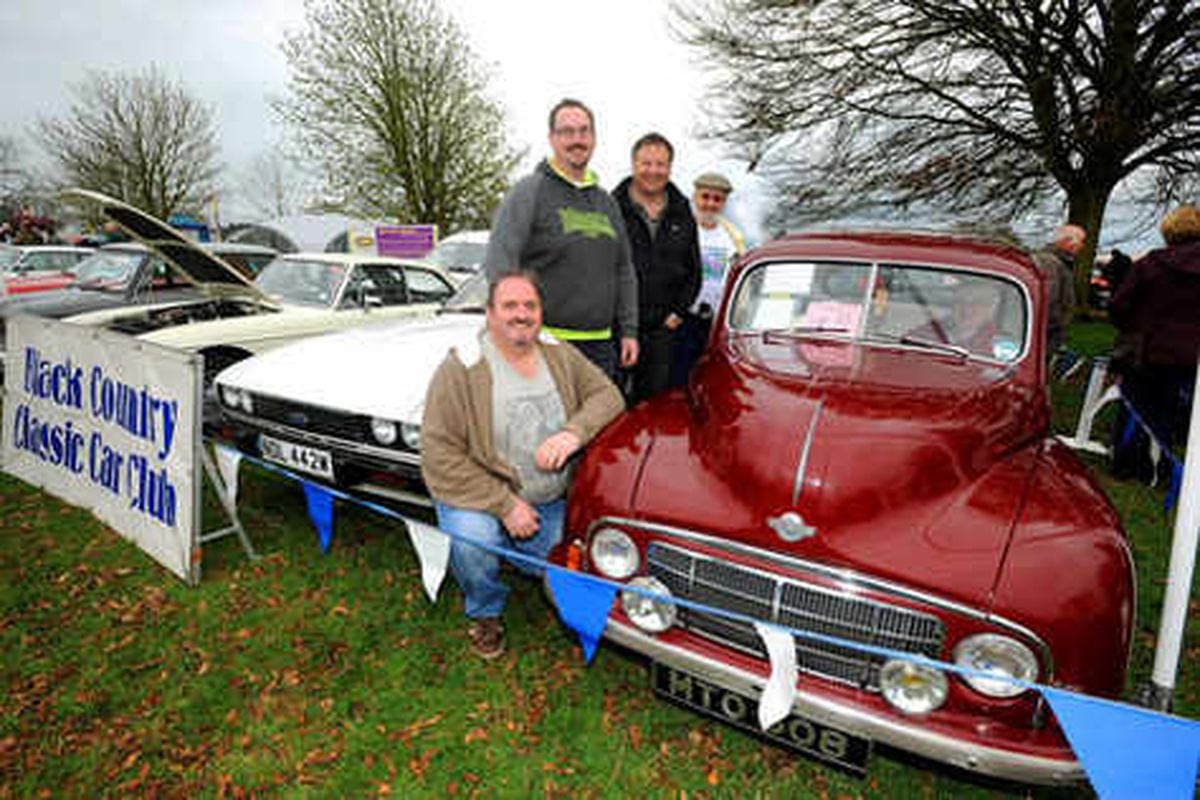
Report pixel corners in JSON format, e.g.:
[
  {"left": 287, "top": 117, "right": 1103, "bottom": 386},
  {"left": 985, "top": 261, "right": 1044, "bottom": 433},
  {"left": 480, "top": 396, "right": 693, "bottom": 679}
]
[{"left": 464, "top": 727, "right": 489, "bottom": 744}]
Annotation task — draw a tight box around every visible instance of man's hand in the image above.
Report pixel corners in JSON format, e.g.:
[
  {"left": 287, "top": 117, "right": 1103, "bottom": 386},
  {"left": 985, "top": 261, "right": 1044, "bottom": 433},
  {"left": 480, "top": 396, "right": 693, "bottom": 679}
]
[
  {"left": 664, "top": 313, "right": 683, "bottom": 330},
  {"left": 620, "top": 336, "right": 639, "bottom": 367},
  {"left": 502, "top": 497, "right": 540, "bottom": 539},
  {"left": 535, "top": 430, "right": 583, "bottom": 471}
]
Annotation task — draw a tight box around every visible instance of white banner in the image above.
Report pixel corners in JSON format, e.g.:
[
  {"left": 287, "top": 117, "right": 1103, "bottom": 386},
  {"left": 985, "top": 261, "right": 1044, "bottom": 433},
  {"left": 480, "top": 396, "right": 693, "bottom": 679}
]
[{"left": 2, "top": 315, "right": 201, "bottom": 582}]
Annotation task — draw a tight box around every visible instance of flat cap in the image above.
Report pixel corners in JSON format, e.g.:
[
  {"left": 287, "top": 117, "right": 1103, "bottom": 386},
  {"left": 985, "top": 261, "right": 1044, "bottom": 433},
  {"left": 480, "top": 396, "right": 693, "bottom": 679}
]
[{"left": 693, "top": 172, "right": 733, "bottom": 193}]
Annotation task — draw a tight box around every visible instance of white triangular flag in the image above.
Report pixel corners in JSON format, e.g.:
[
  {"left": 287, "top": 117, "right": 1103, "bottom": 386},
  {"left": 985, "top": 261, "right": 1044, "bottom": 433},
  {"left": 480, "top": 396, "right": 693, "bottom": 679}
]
[
  {"left": 214, "top": 445, "right": 243, "bottom": 506},
  {"left": 405, "top": 518, "right": 451, "bottom": 603},
  {"left": 755, "top": 622, "right": 798, "bottom": 731}
]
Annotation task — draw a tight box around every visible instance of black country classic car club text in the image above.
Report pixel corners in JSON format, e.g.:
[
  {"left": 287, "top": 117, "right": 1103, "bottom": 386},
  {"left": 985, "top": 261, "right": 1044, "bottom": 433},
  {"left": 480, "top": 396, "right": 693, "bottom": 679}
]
[{"left": 10, "top": 346, "right": 181, "bottom": 527}]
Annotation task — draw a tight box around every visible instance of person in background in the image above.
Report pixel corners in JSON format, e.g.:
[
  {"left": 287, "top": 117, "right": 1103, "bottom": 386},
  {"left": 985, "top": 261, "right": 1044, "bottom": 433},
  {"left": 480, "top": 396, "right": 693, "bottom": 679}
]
[
  {"left": 1108, "top": 205, "right": 1200, "bottom": 481},
  {"left": 673, "top": 172, "right": 747, "bottom": 384},
  {"left": 612, "top": 133, "right": 700, "bottom": 402},
  {"left": 420, "top": 270, "right": 624, "bottom": 659},
  {"left": 484, "top": 98, "right": 638, "bottom": 380},
  {"left": 1030, "top": 223, "right": 1085, "bottom": 355}
]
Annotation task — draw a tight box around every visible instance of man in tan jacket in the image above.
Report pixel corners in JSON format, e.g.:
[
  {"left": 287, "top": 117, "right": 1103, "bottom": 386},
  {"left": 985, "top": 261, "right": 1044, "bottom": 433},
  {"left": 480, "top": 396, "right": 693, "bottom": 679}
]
[{"left": 421, "top": 270, "right": 624, "bottom": 658}]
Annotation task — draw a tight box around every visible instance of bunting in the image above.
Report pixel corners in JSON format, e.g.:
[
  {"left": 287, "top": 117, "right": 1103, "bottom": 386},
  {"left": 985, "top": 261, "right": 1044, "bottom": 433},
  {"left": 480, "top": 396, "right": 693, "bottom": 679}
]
[
  {"left": 545, "top": 567, "right": 617, "bottom": 663},
  {"left": 754, "top": 622, "right": 799, "bottom": 731},
  {"left": 404, "top": 519, "right": 451, "bottom": 602},
  {"left": 213, "top": 445, "right": 243, "bottom": 505},
  {"left": 301, "top": 482, "right": 335, "bottom": 553}
]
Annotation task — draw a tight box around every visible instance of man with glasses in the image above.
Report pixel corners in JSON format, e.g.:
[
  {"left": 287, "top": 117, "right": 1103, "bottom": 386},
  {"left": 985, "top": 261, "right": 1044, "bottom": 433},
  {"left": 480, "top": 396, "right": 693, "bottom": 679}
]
[{"left": 485, "top": 99, "right": 639, "bottom": 379}]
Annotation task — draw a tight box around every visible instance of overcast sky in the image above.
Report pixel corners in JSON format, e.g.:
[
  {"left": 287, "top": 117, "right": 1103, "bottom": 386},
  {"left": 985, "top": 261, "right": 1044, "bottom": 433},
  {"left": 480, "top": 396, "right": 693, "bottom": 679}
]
[{"left": 0, "top": 0, "right": 770, "bottom": 234}]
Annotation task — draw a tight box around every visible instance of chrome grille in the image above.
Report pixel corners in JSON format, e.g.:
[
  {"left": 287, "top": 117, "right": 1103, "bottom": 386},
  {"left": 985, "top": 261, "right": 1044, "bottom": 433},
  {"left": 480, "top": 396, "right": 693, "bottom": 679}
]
[
  {"left": 249, "top": 394, "right": 367, "bottom": 442},
  {"left": 647, "top": 541, "right": 945, "bottom": 690}
]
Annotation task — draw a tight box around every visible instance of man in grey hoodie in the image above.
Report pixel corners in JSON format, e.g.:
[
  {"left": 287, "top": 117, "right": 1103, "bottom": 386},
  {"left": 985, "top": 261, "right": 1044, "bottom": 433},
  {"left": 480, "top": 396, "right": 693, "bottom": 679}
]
[{"left": 484, "top": 99, "right": 639, "bottom": 379}]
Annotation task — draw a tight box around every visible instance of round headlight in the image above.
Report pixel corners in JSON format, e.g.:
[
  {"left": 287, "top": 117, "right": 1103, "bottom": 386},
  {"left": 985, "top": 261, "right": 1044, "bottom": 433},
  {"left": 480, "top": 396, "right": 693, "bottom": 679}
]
[
  {"left": 220, "top": 385, "right": 240, "bottom": 408},
  {"left": 879, "top": 659, "right": 948, "bottom": 715},
  {"left": 371, "top": 418, "right": 398, "bottom": 445},
  {"left": 953, "top": 634, "right": 1038, "bottom": 698},
  {"left": 400, "top": 422, "right": 421, "bottom": 450},
  {"left": 589, "top": 527, "right": 639, "bottom": 579},
  {"left": 621, "top": 576, "right": 677, "bottom": 633},
  {"left": 239, "top": 390, "right": 254, "bottom": 414}
]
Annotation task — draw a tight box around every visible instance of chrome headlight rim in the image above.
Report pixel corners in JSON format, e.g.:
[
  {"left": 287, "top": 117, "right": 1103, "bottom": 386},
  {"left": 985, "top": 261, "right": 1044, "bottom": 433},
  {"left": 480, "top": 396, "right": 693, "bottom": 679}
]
[
  {"left": 589, "top": 527, "right": 639, "bottom": 580},
  {"left": 219, "top": 384, "right": 240, "bottom": 409},
  {"left": 370, "top": 417, "right": 398, "bottom": 445},
  {"left": 953, "top": 633, "right": 1039, "bottom": 698},
  {"left": 620, "top": 575, "right": 677, "bottom": 633},
  {"left": 879, "top": 658, "right": 949, "bottom": 716},
  {"left": 400, "top": 422, "right": 421, "bottom": 450}
]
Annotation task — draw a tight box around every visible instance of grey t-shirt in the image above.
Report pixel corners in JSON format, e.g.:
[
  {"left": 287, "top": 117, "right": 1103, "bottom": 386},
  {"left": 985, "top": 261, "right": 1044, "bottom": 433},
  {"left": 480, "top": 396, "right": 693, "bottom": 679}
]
[{"left": 482, "top": 335, "right": 570, "bottom": 504}]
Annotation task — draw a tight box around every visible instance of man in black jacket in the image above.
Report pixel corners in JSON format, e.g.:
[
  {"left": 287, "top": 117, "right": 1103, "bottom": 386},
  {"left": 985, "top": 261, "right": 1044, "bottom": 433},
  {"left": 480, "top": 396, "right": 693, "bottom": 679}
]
[{"left": 612, "top": 133, "right": 701, "bottom": 402}]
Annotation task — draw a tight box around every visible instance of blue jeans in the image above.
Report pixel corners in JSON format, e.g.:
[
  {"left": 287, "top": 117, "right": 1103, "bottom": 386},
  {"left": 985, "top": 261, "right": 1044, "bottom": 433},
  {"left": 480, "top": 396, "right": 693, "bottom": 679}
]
[{"left": 435, "top": 498, "right": 565, "bottom": 619}]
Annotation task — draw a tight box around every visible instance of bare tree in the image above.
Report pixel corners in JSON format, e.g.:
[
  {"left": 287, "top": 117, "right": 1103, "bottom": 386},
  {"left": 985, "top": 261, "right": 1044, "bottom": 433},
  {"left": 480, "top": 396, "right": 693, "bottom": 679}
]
[
  {"left": 676, "top": 1, "right": 1200, "bottom": 298},
  {"left": 275, "top": 0, "right": 522, "bottom": 233},
  {"left": 0, "top": 136, "right": 33, "bottom": 221},
  {"left": 36, "top": 67, "right": 220, "bottom": 220},
  {"left": 235, "top": 150, "right": 311, "bottom": 220}
]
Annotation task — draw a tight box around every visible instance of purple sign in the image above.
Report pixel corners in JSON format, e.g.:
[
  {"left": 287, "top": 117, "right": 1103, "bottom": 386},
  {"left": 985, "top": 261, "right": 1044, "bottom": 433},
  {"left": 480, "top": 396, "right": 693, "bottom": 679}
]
[{"left": 375, "top": 225, "right": 436, "bottom": 259}]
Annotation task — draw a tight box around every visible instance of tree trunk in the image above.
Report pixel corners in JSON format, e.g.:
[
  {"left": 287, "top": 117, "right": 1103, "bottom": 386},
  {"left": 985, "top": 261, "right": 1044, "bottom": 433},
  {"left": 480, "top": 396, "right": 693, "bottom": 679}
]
[{"left": 1066, "top": 181, "right": 1115, "bottom": 315}]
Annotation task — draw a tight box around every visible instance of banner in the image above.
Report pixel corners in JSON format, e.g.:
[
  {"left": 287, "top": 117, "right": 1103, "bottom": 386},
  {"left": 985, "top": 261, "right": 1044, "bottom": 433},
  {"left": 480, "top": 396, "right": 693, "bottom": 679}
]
[{"left": 3, "top": 315, "right": 201, "bottom": 582}]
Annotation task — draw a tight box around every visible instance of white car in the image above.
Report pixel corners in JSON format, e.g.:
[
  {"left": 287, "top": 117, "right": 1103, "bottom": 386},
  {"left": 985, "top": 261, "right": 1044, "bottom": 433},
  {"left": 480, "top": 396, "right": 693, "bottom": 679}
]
[
  {"left": 421, "top": 229, "right": 488, "bottom": 283},
  {"left": 61, "top": 190, "right": 456, "bottom": 386},
  {"left": 213, "top": 273, "right": 488, "bottom": 508}
]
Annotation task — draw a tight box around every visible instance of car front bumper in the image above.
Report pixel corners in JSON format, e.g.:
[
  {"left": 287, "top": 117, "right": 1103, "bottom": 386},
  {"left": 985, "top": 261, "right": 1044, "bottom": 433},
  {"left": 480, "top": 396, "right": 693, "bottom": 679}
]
[
  {"left": 217, "top": 408, "right": 431, "bottom": 508},
  {"left": 604, "top": 619, "right": 1084, "bottom": 786}
]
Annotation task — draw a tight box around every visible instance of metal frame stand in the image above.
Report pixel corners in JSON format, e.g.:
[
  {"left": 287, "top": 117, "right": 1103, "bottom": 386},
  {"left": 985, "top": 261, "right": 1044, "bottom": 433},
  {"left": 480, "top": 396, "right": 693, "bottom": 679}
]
[{"left": 198, "top": 443, "right": 258, "bottom": 566}]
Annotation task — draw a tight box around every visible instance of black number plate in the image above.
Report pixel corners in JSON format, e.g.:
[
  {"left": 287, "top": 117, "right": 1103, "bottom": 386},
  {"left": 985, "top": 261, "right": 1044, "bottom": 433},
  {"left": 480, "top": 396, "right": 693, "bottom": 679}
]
[{"left": 651, "top": 662, "right": 872, "bottom": 774}]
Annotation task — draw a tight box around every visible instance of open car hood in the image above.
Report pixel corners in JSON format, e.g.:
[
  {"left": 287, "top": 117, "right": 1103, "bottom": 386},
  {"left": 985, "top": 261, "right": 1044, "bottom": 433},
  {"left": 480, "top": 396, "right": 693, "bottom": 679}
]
[{"left": 63, "top": 188, "right": 269, "bottom": 302}]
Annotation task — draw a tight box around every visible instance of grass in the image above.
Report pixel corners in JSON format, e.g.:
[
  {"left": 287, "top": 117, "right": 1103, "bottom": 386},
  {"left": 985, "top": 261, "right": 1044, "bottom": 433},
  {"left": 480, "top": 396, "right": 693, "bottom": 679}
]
[{"left": 1, "top": 319, "right": 1196, "bottom": 799}]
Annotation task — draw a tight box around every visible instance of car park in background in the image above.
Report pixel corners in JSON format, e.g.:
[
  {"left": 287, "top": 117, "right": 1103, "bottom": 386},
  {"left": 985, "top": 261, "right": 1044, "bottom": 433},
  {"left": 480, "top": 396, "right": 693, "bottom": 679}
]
[
  {"left": 558, "top": 231, "right": 1134, "bottom": 784},
  {"left": 213, "top": 272, "right": 487, "bottom": 508},
  {"left": 421, "top": 229, "right": 488, "bottom": 283},
  {"left": 49, "top": 191, "right": 455, "bottom": 392},
  {"left": 0, "top": 244, "right": 94, "bottom": 295}
]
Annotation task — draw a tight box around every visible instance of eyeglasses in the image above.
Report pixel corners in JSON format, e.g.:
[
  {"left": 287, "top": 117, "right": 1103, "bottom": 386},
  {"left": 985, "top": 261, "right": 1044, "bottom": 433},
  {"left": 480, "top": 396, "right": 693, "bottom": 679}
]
[
  {"left": 552, "top": 126, "right": 593, "bottom": 138},
  {"left": 696, "top": 191, "right": 727, "bottom": 203}
]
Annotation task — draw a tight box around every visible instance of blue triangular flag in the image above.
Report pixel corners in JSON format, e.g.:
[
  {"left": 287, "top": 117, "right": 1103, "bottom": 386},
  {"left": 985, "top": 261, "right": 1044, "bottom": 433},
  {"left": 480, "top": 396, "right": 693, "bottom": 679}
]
[
  {"left": 546, "top": 568, "right": 617, "bottom": 663},
  {"left": 1164, "top": 460, "right": 1183, "bottom": 512},
  {"left": 1043, "top": 687, "right": 1200, "bottom": 799},
  {"left": 302, "top": 482, "right": 335, "bottom": 553}
]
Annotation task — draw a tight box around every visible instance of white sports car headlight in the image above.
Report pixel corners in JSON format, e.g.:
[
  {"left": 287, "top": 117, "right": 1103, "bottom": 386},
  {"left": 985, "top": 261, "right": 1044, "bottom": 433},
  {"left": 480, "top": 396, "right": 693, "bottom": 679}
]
[
  {"left": 220, "top": 385, "right": 241, "bottom": 409},
  {"left": 239, "top": 390, "right": 254, "bottom": 414},
  {"left": 953, "top": 634, "right": 1038, "bottom": 698},
  {"left": 621, "top": 576, "right": 677, "bottom": 633},
  {"left": 400, "top": 422, "right": 421, "bottom": 450},
  {"left": 590, "top": 527, "right": 639, "bottom": 579},
  {"left": 880, "top": 659, "right": 948, "bottom": 715},
  {"left": 371, "top": 418, "right": 398, "bottom": 445}
]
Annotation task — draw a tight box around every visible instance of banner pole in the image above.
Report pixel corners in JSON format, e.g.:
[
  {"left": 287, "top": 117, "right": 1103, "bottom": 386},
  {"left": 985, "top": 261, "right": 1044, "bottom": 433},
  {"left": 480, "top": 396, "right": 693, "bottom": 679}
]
[{"left": 1148, "top": 353, "right": 1200, "bottom": 710}]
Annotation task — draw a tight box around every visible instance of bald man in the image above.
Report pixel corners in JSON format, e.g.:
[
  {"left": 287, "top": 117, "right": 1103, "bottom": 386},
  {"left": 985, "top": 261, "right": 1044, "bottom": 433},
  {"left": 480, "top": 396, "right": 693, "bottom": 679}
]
[{"left": 1032, "top": 224, "right": 1085, "bottom": 354}]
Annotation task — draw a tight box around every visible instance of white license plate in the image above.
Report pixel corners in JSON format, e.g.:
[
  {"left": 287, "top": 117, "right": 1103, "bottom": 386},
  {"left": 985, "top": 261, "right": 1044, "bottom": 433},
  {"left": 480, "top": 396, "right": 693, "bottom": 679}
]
[{"left": 259, "top": 434, "right": 334, "bottom": 480}]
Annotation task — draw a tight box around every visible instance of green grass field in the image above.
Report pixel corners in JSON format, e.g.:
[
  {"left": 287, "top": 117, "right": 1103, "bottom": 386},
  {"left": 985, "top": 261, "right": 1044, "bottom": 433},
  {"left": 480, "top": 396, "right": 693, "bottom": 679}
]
[{"left": 1, "top": 320, "right": 1196, "bottom": 798}]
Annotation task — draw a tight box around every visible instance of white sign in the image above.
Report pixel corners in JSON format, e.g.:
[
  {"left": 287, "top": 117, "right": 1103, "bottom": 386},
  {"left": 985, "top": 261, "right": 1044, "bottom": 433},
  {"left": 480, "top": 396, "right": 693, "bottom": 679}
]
[{"left": 2, "top": 315, "right": 201, "bottom": 582}]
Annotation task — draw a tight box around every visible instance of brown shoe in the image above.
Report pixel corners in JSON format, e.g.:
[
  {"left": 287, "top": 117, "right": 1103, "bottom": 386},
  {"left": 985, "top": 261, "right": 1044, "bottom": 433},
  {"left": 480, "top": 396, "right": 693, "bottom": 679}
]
[{"left": 466, "top": 617, "right": 504, "bottom": 659}]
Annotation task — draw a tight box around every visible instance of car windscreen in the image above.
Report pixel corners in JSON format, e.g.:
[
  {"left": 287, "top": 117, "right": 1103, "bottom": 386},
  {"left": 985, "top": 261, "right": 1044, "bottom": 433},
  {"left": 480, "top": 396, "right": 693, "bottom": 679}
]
[
  {"left": 444, "top": 270, "right": 487, "bottom": 310},
  {"left": 0, "top": 247, "right": 19, "bottom": 270},
  {"left": 424, "top": 241, "right": 487, "bottom": 271},
  {"left": 729, "top": 260, "right": 1028, "bottom": 362},
  {"left": 253, "top": 258, "right": 346, "bottom": 307},
  {"left": 70, "top": 250, "right": 147, "bottom": 290}
]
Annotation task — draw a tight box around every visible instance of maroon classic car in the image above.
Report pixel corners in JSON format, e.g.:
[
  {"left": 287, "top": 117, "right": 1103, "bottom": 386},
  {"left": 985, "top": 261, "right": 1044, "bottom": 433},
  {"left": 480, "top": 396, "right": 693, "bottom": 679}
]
[{"left": 561, "top": 231, "right": 1134, "bottom": 784}]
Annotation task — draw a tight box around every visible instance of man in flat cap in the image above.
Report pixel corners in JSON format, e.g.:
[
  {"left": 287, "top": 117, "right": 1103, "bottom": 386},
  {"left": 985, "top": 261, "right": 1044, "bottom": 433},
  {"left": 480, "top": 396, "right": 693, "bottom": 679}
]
[{"left": 673, "top": 172, "right": 747, "bottom": 383}]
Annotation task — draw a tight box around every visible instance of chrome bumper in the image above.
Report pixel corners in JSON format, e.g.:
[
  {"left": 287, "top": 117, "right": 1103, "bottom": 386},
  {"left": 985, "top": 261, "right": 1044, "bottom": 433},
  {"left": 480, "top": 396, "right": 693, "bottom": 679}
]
[{"left": 605, "top": 620, "right": 1084, "bottom": 786}]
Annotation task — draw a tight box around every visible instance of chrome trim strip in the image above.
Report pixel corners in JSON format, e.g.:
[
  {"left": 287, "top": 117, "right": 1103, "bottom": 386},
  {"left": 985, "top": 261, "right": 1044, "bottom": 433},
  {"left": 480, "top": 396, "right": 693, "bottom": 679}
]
[
  {"left": 223, "top": 408, "right": 422, "bottom": 466},
  {"left": 792, "top": 399, "right": 823, "bottom": 506},
  {"left": 348, "top": 481, "right": 434, "bottom": 509},
  {"left": 606, "top": 621, "right": 1082, "bottom": 785},
  {"left": 586, "top": 515, "right": 1054, "bottom": 676}
]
